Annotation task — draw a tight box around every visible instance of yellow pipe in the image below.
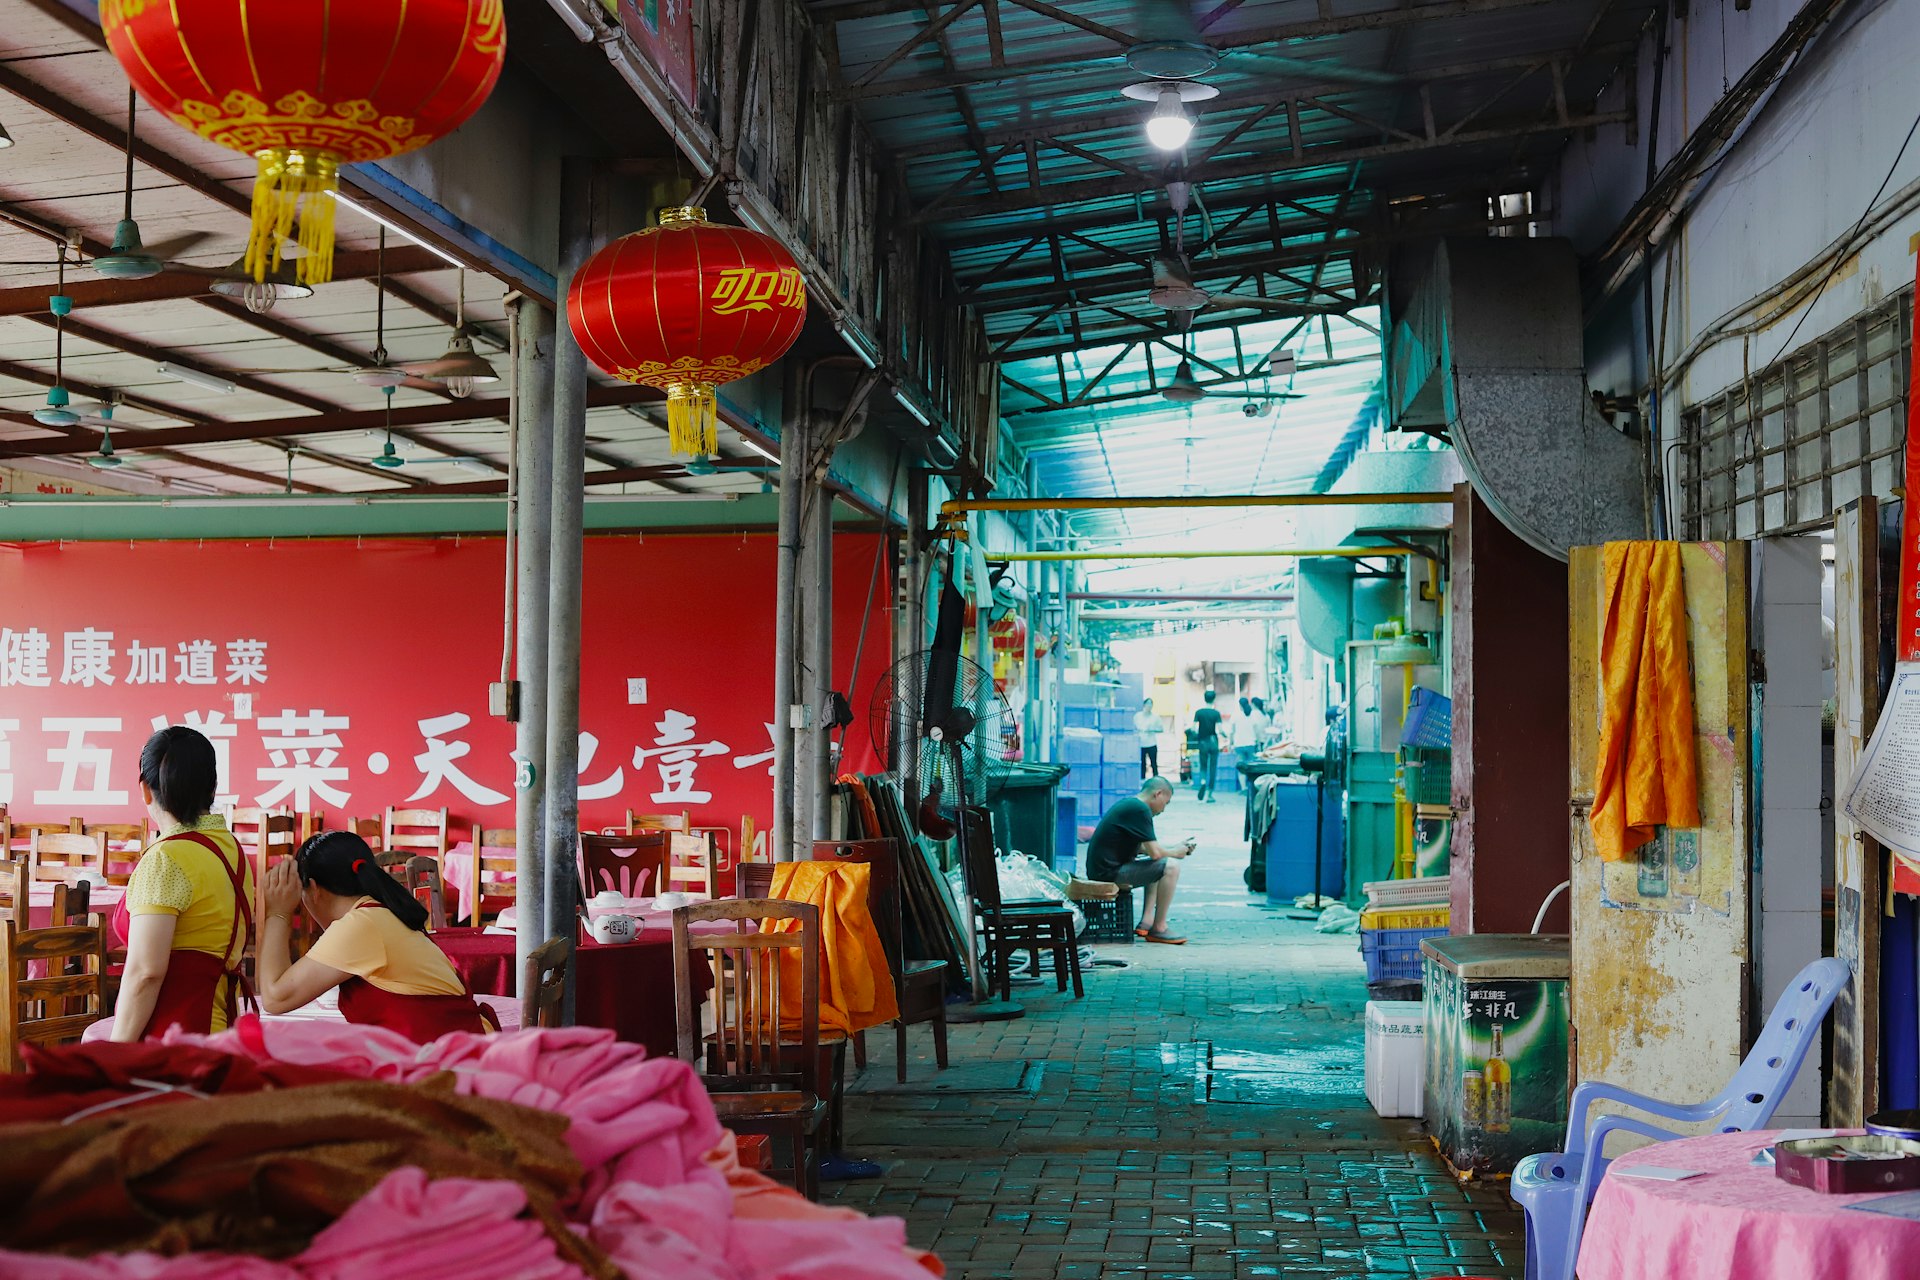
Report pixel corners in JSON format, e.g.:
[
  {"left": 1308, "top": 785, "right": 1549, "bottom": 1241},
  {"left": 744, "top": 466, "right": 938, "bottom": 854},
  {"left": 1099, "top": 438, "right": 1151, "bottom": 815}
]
[
  {"left": 993, "top": 547, "right": 1413, "bottom": 561},
  {"left": 941, "top": 492, "right": 1452, "bottom": 515}
]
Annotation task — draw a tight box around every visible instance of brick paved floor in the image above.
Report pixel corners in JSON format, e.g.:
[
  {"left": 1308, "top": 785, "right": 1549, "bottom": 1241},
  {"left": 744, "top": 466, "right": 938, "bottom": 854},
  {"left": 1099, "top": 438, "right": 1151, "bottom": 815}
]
[{"left": 827, "top": 784, "right": 1524, "bottom": 1279}]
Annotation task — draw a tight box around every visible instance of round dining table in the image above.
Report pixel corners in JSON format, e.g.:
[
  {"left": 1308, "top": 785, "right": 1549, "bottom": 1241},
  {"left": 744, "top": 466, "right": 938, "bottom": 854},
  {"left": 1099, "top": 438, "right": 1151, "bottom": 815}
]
[
  {"left": 1577, "top": 1128, "right": 1920, "bottom": 1280},
  {"left": 432, "top": 925, "right": 709, "bottom": 1060}
]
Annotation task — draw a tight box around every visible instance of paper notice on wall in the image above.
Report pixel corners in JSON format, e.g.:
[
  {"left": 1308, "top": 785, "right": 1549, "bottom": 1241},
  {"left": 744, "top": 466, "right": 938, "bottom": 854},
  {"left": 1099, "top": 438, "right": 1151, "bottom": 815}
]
[{"left": 1842, "top": 662, "right": 1920, "bottom": 867}]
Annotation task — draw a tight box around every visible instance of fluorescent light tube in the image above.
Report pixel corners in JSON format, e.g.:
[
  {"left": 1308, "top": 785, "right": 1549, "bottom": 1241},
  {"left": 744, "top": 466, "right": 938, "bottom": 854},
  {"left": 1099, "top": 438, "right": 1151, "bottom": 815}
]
[
  {"left": 155, "top": 363, "right": 238, "bottom": 394},
  {"left": 331, "top": 193, "right": 465, "bottom": 268}
]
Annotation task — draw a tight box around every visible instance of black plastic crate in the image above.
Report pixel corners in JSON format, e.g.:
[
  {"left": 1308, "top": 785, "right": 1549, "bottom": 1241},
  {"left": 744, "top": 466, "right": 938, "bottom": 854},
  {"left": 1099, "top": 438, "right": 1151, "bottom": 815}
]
[{"left": 1081, "top": 887, "right": 1136, "bottom": 942}]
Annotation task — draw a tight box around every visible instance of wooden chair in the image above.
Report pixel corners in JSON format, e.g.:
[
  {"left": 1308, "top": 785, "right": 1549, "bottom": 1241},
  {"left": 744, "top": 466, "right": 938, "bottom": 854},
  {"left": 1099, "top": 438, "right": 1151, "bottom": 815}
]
[
  {"left": 961, "top": 806, "right": 1083, "bottom": 1002},
  {"left": 383, "top": 807, "right": 448, "bottom": 859},
  {"left": 469, "top": 827, "right": 517, "bottom": 927},
  {"left": 521, "top": 935, "right": 571, "bottom": 1029},
  {"left": 236, "top": 811, "right": 299, "bottom": 945},
  {"left": 28, "top": 831, "right": 108, "bottom": 886},
  {"left": 1, "top": 905, "right": 108, "bottom": 1071},
  {"left": 82, "top": 821, "right": 152, "bottom": 886},
  {"left": 580, "top": 831, "right": 669, "bottom": 899},
  {"left": 403, "top": 856, "right": 448, "bottom": 931},
  {"left": 812, "top": 839, "right": 949, "bottom": 1083},
  {"left": 296, "top": 810, "right": 327, "bottom": 844},
  {"left": 9, "top": 819, "right": 76, "bottom": 856},
  {"left": 343, "top": 817, "right": 386, "bottom": 853},
  {"left": 673, "top": 899, "right": 829, "bottom": 1198},
  {"left": 664, "top": 831, "right": 717, "bottom": 898},
  {"left": 627, "top": 810, "right": 691, "bottom": 835}
]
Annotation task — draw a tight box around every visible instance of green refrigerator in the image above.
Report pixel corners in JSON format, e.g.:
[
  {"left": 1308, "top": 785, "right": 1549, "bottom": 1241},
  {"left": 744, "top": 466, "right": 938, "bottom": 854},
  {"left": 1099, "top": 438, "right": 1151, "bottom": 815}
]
[{"left": 1421, "top": 934, "right": 1570, "bottom": 1178}]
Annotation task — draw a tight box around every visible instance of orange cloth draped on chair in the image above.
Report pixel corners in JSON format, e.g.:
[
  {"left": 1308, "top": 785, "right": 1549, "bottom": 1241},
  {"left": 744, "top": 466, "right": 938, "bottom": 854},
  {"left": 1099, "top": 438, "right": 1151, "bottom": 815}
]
[
  {"left": 767, "top": 861, "right": 899, "bottom": 1037},
  {"left": 1591, "top": 541, "right": 1701, "bottom": 861}
]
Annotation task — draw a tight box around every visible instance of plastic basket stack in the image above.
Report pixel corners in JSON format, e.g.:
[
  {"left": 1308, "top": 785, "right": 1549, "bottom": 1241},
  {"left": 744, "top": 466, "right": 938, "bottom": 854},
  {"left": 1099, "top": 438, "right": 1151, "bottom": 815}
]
[
  {"left": 1359, "top": 876, "right": 1449, "bottom": 997},
  {"left": 1069, "top": 878, "right": 1136, "bottom": 943}
]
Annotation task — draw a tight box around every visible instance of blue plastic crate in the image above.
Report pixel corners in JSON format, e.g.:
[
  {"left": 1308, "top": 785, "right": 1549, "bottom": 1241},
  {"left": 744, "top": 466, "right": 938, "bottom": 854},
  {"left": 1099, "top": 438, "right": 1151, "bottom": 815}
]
[
  {"left": 1360, "top": 925, "right": 1448, "bottom": 983},
  {"left": 1101, "top": 731, "right": 1139, "bottom": 763},
  {"left": 1063, "top": 705, "right": 1101, "bottom": 730},
  {"left": 1102, "top": 761, "right": 1137, "bottom": 791},
  {"left": 1054, "top": 794, "right": 1079, "bottom": 863},
  {"left": 1061, "top": 729, "right": 1103, "bottom": 764},
  {"left": 1100, "top": 707, "right": 1135, "bottom": 733}
]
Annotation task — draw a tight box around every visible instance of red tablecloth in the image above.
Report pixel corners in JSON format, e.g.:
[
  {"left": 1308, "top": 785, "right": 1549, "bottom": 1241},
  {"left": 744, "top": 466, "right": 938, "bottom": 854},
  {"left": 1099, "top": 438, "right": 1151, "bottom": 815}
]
[{"left": 432, "top": 927, "right": 707, "bottom": 1060}]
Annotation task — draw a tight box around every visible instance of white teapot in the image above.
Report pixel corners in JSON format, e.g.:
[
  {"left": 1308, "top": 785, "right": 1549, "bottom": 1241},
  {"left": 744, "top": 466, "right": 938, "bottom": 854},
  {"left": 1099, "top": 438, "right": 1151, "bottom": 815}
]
[{"left": 587, "top": 913, "right": 640, "bottom": 945}]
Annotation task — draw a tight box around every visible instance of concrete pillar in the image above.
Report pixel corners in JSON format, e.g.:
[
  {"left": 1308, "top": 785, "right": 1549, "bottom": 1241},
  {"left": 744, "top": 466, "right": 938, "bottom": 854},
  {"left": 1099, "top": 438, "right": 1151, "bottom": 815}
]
[
  {"left": 771, "top": 388, "right": 805, "bottom": 862},
  {"left": 509, "top": 296, "right": 553, "bottom": 982},
  {"left": 804, "top": 486, "right": 835, "bottom": 840},
  {"left": 543, "top": 156, "right": 595, "bottom": 1013}
]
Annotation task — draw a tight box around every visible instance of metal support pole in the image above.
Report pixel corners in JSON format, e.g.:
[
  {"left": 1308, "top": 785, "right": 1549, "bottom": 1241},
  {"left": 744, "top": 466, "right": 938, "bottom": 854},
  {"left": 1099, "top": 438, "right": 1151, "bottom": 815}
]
[
  {"left": 771, "top": 381, "right": 805, "bottom": 863},
  {"left": 543, "top": 156, "right": 594, "bottom": 1016},
  {"left": 509, "top": 295, "right": 554, "bottom": 983},
  {"left": 805, "top": 485, "right": 835, "bottom": 841},
  {"left": 941, "top": 492, "right": 1453, "bottom": 515}
]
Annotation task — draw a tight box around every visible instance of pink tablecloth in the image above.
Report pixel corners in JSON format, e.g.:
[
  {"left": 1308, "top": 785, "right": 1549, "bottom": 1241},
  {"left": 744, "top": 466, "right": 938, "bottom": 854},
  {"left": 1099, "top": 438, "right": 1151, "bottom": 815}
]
[
  {"left": 1578, "top": 1128, "right": 1920, "bottom": 1280},
  {"left": 440, "top": 841, "right": 515, "bottom": 925}
]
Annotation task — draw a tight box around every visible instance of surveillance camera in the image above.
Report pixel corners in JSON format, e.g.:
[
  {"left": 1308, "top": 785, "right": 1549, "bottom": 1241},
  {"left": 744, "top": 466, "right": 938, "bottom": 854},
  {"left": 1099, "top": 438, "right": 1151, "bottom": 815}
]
[{"left": 1242, "top": 400, "right": 1262, "bottom": 418}]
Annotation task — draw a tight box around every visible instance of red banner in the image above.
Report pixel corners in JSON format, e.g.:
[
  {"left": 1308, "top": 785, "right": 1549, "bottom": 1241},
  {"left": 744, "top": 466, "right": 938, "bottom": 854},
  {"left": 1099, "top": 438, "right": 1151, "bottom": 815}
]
[
  {"left": 0, "top": 535, "right": 890, "bottom": 849},
  {"left": 1901, "top": 254, "right": 1920, "bottom": 663}
]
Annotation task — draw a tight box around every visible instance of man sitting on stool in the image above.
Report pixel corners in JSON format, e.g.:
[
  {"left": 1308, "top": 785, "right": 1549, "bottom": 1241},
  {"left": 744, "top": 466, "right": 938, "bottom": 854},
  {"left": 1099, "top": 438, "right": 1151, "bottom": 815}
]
[{"left": 1085, "top": 777, "right": 1196, "bottom": 944}]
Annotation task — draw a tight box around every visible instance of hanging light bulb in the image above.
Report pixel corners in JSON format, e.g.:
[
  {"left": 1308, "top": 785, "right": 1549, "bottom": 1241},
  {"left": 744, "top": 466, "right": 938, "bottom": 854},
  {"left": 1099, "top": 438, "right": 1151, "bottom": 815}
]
[
  {"left": 414, "top": 270, "right": 497, "bottom": 397},
  {"left": 1145, "top": 85, "right": 1194, "bottom": 151}
]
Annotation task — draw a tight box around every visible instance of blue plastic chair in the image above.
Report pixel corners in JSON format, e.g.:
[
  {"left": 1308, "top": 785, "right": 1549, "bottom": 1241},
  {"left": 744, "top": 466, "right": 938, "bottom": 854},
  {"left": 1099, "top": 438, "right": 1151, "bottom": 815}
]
[{"left": 1509, "top": 955, "right": 1851, "bottom": 1280}]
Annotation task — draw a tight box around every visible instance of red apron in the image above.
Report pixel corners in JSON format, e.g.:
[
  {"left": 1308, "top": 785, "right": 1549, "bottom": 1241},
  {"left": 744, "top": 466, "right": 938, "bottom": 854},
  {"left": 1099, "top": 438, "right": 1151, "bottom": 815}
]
[
  {"left": 332, "top": 903, "right": 497, "bottom": 1041},
  {"left": 110, "top": 831, "right": 254, "bottom": 1039}
]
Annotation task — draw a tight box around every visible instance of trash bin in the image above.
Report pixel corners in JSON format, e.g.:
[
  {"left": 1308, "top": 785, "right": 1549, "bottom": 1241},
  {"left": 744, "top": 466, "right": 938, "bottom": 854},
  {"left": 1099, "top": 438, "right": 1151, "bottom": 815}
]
[
  {"left": 1421, "top": 934, "right": 1570, "bottom": 1178},
  {"left": 984, "top": 762, "right": 1072, "bottom": 867}
]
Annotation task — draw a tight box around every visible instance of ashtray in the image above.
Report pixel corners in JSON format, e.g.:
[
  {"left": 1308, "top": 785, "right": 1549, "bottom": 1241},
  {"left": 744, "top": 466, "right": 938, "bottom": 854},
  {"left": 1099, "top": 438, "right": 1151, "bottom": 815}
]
[
  {"left": 1866, "top": 1111, "right": 1920, "bottom": 1142},
  {"left": 1775, "top": 1135, "right": 1920, "bottom": 1194}
]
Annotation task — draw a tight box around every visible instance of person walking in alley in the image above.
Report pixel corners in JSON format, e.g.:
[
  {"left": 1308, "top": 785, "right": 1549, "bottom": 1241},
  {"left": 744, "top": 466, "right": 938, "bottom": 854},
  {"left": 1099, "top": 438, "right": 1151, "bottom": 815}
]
[
  {"left": 1134, "top": 698, "right": 1164, "bottom": 780},
  {"left": 1192, "top": 689, "right": 1223, "bottom": 802},
  {"left": 1085, "top": 777, "right": 1195, "bottom": 944}
]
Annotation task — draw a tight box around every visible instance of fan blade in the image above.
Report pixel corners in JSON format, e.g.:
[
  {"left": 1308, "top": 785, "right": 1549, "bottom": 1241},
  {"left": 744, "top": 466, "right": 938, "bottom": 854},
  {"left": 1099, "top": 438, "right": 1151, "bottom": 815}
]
[
  {"left": 1149, "top": 253, "right": 1194, "bottom": 290},
  {"left": 1206, "top": 291, "right": 1348, "bottom": 315},
  {"left": 1232, "top": 50, "right": 1401, "bottom": 86},
  {"left": 140, "top": 231, "right": 217, "bottom": 263},
  {"left": 396, "top": 355, "right": 469, "bottom": 378}
]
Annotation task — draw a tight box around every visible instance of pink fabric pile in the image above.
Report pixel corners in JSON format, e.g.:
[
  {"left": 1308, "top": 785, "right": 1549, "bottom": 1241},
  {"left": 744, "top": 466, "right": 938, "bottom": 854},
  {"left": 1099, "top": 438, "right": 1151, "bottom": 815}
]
[{"left": 0, "top": 1022, "right": 940, "bottom": 1280}]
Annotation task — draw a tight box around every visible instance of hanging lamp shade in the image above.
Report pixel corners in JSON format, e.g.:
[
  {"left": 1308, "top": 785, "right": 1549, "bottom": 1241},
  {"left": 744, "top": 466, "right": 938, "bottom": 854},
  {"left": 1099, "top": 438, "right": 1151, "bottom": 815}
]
[
  {"left": 103, "top": 0, "right": 505, "bottom": 286},
  {"left": 567, "top": 206, "right": 808, "bottom": 457}
]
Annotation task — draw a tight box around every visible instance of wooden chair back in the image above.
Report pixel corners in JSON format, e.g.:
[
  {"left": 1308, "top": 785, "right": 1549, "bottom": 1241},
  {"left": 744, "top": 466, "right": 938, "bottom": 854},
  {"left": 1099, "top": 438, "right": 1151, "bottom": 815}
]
[
  {"left": 343, "top": 817, "right": 385, "bottom": 853},
  {"left": 10, "top": 819, "right": 77, "bottom": 856},
  {"left": 470, "top": 827, "right": 517, "bottom": 926},
  {"left": 673, "top": 899, "right": 820, "bottom": 1091},
  {"left": 580, "top": 831, "right": 669, "bottom": 899},
  {"left": 521, "top": 935, "right": 571, "bottom": 1029},
  {"left": 736, "top": 862, "right": 775, "bottom": 897},
  {"left": 811, "top": 840, "right": 908, "bottom": 979},
  {"left": 665, "top": 831, "right": 716, "bottom": 897},
  {"left": 28, "top": 831, "right": 107, "bottom": 885},
  {"left": 627, "top": 810, "right": 691, "bottom": 835},
  {"left": 384, "top": 807, "right": 448, "bottom": 858},
  {"left": 297, "top": 810, "right": 327, "bottom": 844},
  {"left": 402, "top": 856, "right": 448, "bottom": 930},
  {"left": 82, "top": 821, "right": 152, "bottom": 885},
  {"left": 241, "top": 812, "right": 299, "bottom": 937},
  {"left": 1, "top": 911, "right": 107, "bottom": 1070},
  {"left": 959, "top": 806, "right": 1005, "bottom": 917}
]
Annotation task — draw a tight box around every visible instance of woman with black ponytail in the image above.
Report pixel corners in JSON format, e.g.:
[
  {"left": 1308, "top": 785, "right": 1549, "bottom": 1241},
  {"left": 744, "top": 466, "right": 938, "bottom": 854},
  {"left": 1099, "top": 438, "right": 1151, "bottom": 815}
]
[{"left": 256, "top": 831, "right": 496, "bottom": 1040}]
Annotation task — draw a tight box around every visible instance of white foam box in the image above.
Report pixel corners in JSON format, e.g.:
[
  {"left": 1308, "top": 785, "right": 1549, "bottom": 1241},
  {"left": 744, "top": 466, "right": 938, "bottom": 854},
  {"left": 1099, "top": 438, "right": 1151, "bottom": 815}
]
[{"left": 1364, "top": 999, "right": 1426, "bottom": 1119}]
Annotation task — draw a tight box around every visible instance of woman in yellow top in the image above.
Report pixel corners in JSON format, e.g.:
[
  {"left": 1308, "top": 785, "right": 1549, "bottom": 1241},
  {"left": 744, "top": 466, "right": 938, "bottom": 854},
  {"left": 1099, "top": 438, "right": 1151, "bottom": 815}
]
[
  {"left": 111, "top": 726, "right": 253, "bottom": 1040},
  {"left": 256, "top": 831, "right": 496, "bottom": 1041}
]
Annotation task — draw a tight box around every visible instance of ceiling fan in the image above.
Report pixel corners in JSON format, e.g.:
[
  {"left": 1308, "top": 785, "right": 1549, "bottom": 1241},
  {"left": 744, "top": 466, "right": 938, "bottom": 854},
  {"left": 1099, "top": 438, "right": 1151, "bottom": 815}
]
[
  {"left": 1147, "top": 182, "right": 1352, "bottom": 317},
  {"left": 398, "top": 269, "right": 499, "bottom": 396},
  {"left": 89, "top": 90, "right": 217, "bottom": 282}
]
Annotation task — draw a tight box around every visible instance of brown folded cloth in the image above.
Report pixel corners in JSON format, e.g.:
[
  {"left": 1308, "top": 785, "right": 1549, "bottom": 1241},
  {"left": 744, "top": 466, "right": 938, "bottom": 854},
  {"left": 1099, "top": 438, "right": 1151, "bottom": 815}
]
[{"left": 0, "top": 1077, "right": 616, "bottom": 1278}]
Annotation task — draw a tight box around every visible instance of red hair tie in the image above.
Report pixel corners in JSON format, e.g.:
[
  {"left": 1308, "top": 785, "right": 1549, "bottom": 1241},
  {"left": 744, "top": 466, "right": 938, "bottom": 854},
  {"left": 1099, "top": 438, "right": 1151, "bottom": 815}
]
[{"left": 351, "top": 858, "right": 366, "bottom": 873}]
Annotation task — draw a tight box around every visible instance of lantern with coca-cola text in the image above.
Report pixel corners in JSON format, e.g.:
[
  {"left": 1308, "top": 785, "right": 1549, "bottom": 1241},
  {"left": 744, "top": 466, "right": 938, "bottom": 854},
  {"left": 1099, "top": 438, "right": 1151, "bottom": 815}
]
[
  {"left": 567, "top": 206, "right": 808, "bottom": 457},
  {"left": 103, "top": 0, "right": 506, "bottom": 285}
]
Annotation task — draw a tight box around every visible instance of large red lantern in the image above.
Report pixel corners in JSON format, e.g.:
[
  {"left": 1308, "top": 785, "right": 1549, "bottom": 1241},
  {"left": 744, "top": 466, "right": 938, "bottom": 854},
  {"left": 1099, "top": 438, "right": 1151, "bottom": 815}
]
[
  {"left": 103, "top": 0, "right": 506, "bottom": 285},
  {"left": 567, "top": 206, "right": 808, "bottom": 457}
]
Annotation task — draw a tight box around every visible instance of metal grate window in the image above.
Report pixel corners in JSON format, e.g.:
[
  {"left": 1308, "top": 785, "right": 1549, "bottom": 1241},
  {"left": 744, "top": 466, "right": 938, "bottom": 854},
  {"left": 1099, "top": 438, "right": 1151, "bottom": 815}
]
[{"left": 1682, "top": 286, "right": 1913, "bottom": 539}]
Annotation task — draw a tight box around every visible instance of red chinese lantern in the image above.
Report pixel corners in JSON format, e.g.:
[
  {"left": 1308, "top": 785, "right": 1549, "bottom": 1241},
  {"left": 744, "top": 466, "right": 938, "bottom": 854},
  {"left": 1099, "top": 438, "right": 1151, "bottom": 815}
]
[
  {"left": 567, "top": 206, "right": 808, "bottom": 457},
  {"left": 103, "top": 0, "right": 506, "bottom": 285}
]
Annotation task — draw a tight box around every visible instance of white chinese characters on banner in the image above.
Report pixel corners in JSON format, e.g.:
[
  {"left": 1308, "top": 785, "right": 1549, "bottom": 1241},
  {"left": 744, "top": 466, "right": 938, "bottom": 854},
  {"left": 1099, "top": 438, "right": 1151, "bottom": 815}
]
[
  {"left": 407, "top": 712, "right": 510, "bottom": 806},
  {"left": 60, "top": 628, "right": 116, "bottom": 687},
  {"left": 175, "top": 640, "right": 218, "bottom": 685},
  {"left": 256, "top": 709, "right": 352, "bottom": 810},
  {"left": 577, "top": 731, "right": 626, "bottom": 801},
  {"left": 634, "top": 709, "right": 728, "bottom": 804},
  {"left": 126, "top": 643, "right": 168, "bottom": 685},
  {"left": 732, "top": 721, "right": 778, "bottom": 775},
  {"left": 153, "top": 710, "right": 240, "bottom": 810},
  {"left": 0, "top": 718, "right": 18, "bottom": 806},
  {"left": 1, "top": 628, "right": 52, "bottom": 687},
  {"left": 33, "top": 717, "right": 129, "bottom": 806},
  {"left": 225, "top": 639, "right": 268, "bottom": 685}
]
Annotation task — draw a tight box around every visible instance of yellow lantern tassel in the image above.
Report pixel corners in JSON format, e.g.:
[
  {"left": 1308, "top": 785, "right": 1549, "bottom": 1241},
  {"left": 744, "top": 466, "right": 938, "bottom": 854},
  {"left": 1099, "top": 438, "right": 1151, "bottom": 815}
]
[
  {"left": 246, "top": 148, "right": 339, "bottom": 286},
  {"left": 666, "top": 382, "right": 719, "bottom": 457}
]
